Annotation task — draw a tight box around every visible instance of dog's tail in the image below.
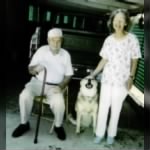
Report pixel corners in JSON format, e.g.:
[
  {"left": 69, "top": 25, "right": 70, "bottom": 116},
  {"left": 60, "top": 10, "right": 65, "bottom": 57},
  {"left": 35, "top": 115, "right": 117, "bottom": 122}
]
[{"left": 68, "top": 114, "right": 77, "bottom": 125}]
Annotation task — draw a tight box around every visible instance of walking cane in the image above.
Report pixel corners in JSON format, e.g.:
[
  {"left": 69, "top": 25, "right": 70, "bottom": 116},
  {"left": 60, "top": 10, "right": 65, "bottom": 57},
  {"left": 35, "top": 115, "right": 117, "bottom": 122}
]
[{"left": 34, "top": 67, "right": 47, "bottom": 144}]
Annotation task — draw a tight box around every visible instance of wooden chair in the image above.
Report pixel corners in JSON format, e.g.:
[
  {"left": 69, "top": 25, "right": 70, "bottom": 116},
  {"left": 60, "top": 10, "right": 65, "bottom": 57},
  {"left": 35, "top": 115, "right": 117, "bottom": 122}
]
[{"left": 33, "top": 86, "right": 69, "bottom": 134}]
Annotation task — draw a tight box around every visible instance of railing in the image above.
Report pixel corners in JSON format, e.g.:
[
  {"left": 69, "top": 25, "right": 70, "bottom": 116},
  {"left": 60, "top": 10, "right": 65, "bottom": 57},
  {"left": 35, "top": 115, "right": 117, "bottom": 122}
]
[{"left": 128, "top": 85, "right": 144, "bottom": 108}]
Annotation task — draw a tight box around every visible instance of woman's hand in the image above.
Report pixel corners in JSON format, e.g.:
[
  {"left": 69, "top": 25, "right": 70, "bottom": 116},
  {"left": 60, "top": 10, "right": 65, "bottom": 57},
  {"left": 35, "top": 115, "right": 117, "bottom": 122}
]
[{"left": 127, "top": 77, "right": 134, "bottom": 90}]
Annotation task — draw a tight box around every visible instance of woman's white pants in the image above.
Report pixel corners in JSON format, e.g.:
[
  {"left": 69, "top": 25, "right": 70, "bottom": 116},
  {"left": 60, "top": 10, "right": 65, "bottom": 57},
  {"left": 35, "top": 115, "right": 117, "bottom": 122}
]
[
  {"left": 96, "top": 84, "right": 128, "bottom": 138},
  {"left": 19, "top": 77, "right": 65, "bottom": 127}
]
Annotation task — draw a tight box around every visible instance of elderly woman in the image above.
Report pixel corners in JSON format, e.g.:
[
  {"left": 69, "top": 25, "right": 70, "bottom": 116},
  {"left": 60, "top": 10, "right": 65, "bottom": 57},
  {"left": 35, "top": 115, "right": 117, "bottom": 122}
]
[{"left": 90, "top": 9, "right": 141, "bottom": 145}]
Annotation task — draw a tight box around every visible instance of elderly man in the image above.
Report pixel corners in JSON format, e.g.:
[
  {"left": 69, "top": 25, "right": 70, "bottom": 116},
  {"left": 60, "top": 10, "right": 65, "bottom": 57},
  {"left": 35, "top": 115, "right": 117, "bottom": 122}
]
[{"left": 12, "top": 28, "right": 74, "bottom": 140}]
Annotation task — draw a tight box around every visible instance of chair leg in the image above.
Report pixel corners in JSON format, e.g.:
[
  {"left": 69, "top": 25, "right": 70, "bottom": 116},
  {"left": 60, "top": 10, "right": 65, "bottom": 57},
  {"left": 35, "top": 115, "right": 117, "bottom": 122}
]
[
  {"left": 65, "top": 87, "right": 69, "bottom": 121},
  {"left": 49, "top": 120, "right": 55, "bottom": 134},
  {"left": 65, "top": 95, "right": 68, "bottom": 121},
  {"left": 41, "top": 104, "right": 44, "bottom": 115}
]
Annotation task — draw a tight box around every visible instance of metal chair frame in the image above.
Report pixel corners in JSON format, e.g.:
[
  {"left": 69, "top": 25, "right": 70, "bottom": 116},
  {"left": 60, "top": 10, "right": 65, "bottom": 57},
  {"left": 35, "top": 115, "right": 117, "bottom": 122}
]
[{"left": 34, "top": 86, "right": 69, "bottom": 134}]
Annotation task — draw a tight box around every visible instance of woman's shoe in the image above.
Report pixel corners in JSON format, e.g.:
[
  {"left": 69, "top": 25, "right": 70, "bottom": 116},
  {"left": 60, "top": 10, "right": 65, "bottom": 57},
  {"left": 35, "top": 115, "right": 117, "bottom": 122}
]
[
  {"left": 94, "top": 136, "right": 103, "bottom": 144},
  {"left": 106, "top": 136, "right": 114, "bottom": 145}
]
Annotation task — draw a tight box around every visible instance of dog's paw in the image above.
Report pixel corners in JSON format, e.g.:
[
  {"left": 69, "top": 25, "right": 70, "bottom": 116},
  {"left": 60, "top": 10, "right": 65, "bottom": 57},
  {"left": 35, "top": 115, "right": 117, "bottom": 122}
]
[
  {"left": 76, "top": 127, "right": 85, "bottom": 135},
  {"left": 93, "top": 132, "right": 96, "bottom": 137},
  {"left": 76, "top": 130, "right": 80, "bottom": 134},
  {"left": 93, "top": 129, "right": 96, "bottom": 135}
]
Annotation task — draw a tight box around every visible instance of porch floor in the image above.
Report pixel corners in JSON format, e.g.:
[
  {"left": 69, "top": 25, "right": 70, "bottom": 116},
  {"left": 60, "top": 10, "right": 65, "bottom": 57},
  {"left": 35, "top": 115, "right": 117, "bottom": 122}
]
[{"left": 6, "top": 76, "right": 144, "bottom": 150}]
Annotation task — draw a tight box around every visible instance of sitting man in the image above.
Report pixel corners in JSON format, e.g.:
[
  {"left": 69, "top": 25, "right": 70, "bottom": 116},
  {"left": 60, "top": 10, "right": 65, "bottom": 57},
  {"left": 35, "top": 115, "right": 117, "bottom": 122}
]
[{"left": 12, "top": 28, "right": 74, "bottom": 140}]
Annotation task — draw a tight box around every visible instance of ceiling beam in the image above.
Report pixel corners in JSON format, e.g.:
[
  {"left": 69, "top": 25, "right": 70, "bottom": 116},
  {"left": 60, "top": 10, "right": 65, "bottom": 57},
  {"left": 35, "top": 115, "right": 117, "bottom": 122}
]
[
  {"left": 66, "top": 0, "right": 139, "bottom": 10},
  {"left": 87, "top": 0, "right": 140, "bottom": 9},
  {"left": 37, "top": 0, "right": 143, "bottom": 15},
  {"left": 117, "top": 0, "right": 144, "bottom": 6},
  {"left": 38, "top": 0, "right": 109, "bottom": 15}
]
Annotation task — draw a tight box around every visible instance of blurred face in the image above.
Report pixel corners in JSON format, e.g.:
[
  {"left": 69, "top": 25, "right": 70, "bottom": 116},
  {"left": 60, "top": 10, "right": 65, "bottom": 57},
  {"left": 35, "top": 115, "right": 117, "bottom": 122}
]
[
  {"left": 113, "top": 12, "right": 127, "bottom": 33},
  {"left": 47, "top": 37, "right": 62, "bottom": 54}
]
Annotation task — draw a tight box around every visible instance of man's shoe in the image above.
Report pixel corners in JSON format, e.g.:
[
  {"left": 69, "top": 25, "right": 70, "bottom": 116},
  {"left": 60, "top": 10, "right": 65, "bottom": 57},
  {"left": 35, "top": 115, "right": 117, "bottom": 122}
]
[
  {"left": 12, "top": 122, "right": 30, "bottom": 137},
  {"left": 54, "top": 126, "right": 66, "bottom": 140}
]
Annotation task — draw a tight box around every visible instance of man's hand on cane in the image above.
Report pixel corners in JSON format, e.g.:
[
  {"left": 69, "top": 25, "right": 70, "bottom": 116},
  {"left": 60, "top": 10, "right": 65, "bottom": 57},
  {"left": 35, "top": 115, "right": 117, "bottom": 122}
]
[{"left": 28, "top": 64, "right": 45, "bottom": 75}]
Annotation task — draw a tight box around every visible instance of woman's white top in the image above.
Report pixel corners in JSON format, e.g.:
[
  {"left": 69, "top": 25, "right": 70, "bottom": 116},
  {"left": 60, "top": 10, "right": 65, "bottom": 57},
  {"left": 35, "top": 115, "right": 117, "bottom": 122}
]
[{"left": 99, "top": 33, "right": 141, "bottom": 86}]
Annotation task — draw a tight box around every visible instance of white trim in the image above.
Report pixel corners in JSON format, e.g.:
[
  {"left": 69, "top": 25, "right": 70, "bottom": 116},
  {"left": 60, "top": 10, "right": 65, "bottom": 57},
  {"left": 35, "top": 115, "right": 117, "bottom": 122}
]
[{"left": 128, "top": 85, "right": 144, "bottom": 108}]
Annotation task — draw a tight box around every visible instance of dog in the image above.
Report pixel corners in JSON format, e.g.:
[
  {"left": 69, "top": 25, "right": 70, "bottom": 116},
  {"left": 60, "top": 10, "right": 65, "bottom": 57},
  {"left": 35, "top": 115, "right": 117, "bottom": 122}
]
[{"left": 69, "top": 77, "right": 98, "bottom": 134}]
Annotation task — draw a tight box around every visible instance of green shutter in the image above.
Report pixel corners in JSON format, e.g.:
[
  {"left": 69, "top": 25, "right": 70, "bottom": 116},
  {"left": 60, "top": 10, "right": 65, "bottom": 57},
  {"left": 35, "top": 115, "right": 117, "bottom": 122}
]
[
  {"left": 46, "top": 11, "right": 51, "bottom": 21},
  {"left": 130, "top": 24, "right": 144, "bottom": 93},
  {"left": 28, "top": 5, "right": 39, "bottom": 22},
  {"left": 28, "top": 5, "right": 34, "bottom": 21}
]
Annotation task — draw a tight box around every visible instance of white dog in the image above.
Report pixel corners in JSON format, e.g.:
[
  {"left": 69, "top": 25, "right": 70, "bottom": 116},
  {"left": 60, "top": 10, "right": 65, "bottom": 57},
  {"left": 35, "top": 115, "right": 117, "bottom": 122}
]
[{"left": 69, "top": 77, "right": 98, "bottom": 134}]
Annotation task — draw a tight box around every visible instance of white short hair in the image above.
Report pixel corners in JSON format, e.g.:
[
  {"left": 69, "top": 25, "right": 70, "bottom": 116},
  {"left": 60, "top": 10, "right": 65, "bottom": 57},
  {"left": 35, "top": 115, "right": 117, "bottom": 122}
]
[{"left": 47, "top": 28, "right": 63, "bottom": 38}]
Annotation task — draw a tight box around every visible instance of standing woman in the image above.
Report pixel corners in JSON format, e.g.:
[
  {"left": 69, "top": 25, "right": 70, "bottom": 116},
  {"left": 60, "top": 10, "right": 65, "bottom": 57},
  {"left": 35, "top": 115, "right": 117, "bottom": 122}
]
[{"left": 90, "top": 9, "right": 141, "bottom": 145}]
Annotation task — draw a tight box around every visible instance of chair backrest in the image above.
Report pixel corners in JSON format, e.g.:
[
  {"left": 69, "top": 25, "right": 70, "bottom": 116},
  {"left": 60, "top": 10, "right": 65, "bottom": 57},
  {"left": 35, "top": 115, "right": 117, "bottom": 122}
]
[{"left": 29, "top": 27, "right": 41, "bottom": 59}]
